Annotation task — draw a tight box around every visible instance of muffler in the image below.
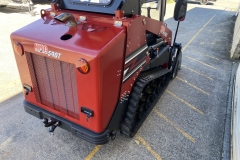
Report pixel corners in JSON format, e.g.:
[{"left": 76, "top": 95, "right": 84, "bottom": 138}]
[{"left": 54, "top": 13, "right": 77, "bottom": 27}]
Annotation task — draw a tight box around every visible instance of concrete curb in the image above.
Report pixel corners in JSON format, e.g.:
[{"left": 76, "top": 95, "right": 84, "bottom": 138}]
[{"left": 221, "top": 61, "right": 239, "bottom": 160}]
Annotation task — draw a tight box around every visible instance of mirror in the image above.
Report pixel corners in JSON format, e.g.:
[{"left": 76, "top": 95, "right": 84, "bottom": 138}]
[{"left": 173, "top": 0, "right": 188, "bottom": 21}]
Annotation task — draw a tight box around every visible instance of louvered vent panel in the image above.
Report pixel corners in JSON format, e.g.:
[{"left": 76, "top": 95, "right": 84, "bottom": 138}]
[{"left": 26, "top": 52, "right": 79, "bottom": 120}]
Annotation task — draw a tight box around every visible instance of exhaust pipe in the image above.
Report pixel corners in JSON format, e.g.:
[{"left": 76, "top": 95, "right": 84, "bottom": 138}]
[{"left": 54, "top": 13, "right": 77, "bottom": 27}]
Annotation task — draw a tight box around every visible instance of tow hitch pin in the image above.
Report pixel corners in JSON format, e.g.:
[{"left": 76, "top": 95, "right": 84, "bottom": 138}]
[
  {"left": 42, "top": 118, "right": 60, "bottom": 133},
  {"left": 48, "top": 121, "right": 60, "bottom": 133}
]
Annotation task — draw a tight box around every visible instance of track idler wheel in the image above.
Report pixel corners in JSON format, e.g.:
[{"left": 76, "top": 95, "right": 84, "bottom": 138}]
[
  {"left": 156, "top": 83, "right": 162, "bottom": 94},
  {"left": 145, "top": 95, "right": 152, "bottom": 110},
  {"left": 137, "top": 104, "right": 145, "bottom": 120},
  {"left": 172, "top": 61, "right": 179, "bottom": 79},
  {"left": 171, "top": 51, "right": 182, "bottom": 79}
]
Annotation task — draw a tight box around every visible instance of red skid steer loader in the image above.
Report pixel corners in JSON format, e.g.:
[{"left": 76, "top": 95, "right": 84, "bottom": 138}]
[{"left": 11, "top": 0, "right": 187, "bottom": 144}]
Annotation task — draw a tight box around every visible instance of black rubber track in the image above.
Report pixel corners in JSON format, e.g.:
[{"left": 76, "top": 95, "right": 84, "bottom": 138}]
[{"left": 120, "top": 67, "right": 171, "bottom": 137}]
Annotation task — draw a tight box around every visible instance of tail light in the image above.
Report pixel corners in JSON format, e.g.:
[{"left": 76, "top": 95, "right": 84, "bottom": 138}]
[
  {"left": 76, "top": 58, "right": 90, "bottom": 74},
  {"left": 13, "top": 42, "right": 24, "bottom": 56}
]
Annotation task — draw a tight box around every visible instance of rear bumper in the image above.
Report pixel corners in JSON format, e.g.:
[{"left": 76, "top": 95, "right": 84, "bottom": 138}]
[{"left": 23, "top": 100, "right": 110, "bottom": 144}]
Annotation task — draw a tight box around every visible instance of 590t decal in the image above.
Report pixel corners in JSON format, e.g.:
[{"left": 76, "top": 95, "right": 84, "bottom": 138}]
[{"left": 34, "top": 43, "right": 61, "bottom": 59}]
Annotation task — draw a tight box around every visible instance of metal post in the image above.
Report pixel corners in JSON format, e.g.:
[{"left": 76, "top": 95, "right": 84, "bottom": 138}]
[
  {"left": 158, "top": 0, "right": 162, "bottom": 21},
  {"left": 173, "top": 21, "right": 180, "bottom": 45},
  {"left": 160, "top": 0, "right": 166, "bottom": 22}
]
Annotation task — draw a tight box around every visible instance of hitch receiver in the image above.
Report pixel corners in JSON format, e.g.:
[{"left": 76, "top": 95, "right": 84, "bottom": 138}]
[{"left": 42, "top": 118, "right": 60, "bottom": 132}]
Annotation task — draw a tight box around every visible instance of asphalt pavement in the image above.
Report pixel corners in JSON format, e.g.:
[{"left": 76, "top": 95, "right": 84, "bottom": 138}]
[{"left": 0, "top": 1, "right": 239, "bottom": 160}]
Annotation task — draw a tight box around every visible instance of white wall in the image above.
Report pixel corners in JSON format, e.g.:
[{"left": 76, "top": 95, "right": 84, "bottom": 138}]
[{"left": 231, "top": 2, "right": 240, "bottom": 59}]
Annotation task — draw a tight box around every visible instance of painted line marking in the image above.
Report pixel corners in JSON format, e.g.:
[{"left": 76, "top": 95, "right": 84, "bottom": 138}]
[
  {"left": 185, "top": 56, "right": 217, "bottom": 70},
  {"left": 176, "top": 76, "right": 210, "bottom": 96},
  {"left": 0, "top": 136, "right": 13, "bottom": 150},
  {"left": 0, "top": 136, "right": 14, "bottom": 160},
  {"left": 136, "top": 134, "right": 162, "bottom": 160},
  {"left": 153, "top": 109, "right": 196, "bottom": 143},
  {"left": 166, "top": 90, "right": 204, "bottom": 115},
  {"left": 191, "top": 50, "right": 220, "bottom": 60},
  {"left": 182, "top": 65, "right": 213, "bottom": 81},
  {"left": 182, "top": 15, "right": 216, "bottom": 51},
  {"left": 83, "top": 14, "right": 215, "bottom": 160},
  {"left": 85, "top": 145, "right": 101, "bottom": 160}
]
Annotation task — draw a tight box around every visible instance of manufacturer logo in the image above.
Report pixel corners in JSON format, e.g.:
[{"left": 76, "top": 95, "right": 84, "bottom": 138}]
[{"left": 34, "top": 43, "right": 61, "bottom": 59}]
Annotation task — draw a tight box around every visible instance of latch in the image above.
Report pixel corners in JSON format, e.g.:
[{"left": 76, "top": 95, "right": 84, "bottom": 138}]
[
  {"left": 81, "top": 107, "right": 93, "bottom": 122},
  {"left": 23, "top": 84, "right": 32, "bottom": 95}
]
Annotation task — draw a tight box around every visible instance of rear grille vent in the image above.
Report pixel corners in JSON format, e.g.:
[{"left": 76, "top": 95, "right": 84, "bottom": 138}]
[{"left": 26, "top": 52, "right": 79, "bottom": 120}]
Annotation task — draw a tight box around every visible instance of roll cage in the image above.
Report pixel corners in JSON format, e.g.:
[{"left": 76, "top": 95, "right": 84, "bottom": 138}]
[{"left": 57, "top": 0, "right": 166, "bottom": 21}]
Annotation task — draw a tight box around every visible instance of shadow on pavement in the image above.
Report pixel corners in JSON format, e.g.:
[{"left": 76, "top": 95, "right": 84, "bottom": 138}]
[
  {"left": 0, "top": 92, "right": 23, "bottom": 108},
  {"left": 0, "top": 6, "right": 30, "bottom": 14}
]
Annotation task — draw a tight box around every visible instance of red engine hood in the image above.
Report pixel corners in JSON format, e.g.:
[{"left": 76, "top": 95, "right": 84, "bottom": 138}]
[
  {"left": 11, "top": 16, "right": 126, "bottom": 133},
  {"left": 11, "top": 17, "right": 125, "bottom": 59}
]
